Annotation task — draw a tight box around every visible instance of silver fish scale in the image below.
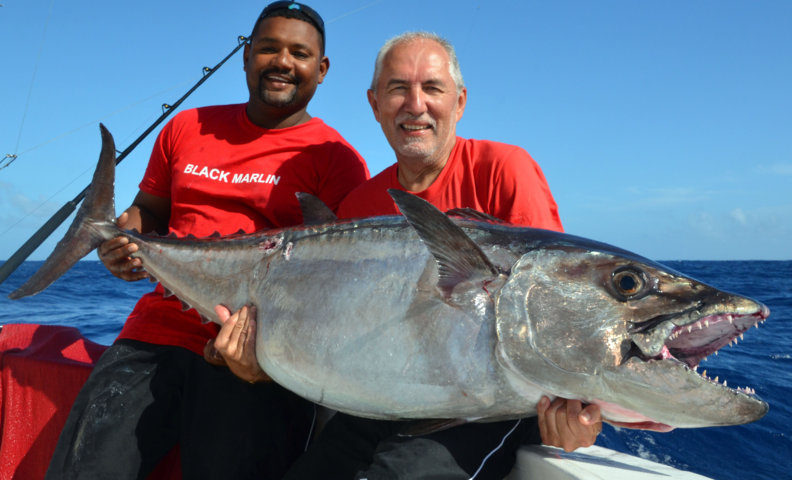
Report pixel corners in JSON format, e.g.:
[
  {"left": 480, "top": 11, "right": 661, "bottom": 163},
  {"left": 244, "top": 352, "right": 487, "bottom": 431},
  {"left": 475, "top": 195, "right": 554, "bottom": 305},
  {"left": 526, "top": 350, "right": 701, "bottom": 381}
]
[{"left": 247, "top": 220, "right": 531, "bottom": 419}]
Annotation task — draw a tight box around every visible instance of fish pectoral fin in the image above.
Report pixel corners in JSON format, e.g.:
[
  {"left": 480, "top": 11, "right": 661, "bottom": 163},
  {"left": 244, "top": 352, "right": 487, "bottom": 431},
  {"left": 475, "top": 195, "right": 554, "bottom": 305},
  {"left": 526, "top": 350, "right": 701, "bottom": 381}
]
[
  {"left": 296, "top": 192, "right": 337, "bottom": 225},
  {"left": 398, "top": 418, "right": 468, "bottom": 437},
  {"left": 388, "top": 190, "right": 500, "bottom": 296}
]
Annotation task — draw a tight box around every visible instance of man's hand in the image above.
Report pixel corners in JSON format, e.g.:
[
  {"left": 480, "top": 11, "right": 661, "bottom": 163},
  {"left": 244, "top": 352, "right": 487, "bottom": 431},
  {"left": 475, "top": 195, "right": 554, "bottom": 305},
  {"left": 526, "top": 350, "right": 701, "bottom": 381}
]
[
  {"left": 537, "top": 396, "right": 602, "bottom": 452},
  {"left": 98, "top": 212, "right": 148, "bottom": 281},
  {"left": 203, "top": 305, "right": 271, "bottom": 383}
]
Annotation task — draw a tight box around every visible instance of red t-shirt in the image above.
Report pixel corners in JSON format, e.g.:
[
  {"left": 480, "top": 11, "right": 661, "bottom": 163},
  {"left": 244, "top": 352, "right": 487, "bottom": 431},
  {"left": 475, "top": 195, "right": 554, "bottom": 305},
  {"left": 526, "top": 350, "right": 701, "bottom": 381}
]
[
  {"left": 337, "top": 137, "right": 563, "bottom": 231},
  {"left": 117, "top": 104, "right": 369, "bottom": 355}
]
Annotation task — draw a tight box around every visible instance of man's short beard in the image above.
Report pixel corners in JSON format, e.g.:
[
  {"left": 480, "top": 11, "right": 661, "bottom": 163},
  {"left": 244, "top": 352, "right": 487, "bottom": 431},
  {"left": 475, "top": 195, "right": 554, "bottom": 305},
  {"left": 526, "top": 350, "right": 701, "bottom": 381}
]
[
  {"left": 258, "top": 86, "right": 298, "bottom": 108},
  {"left": 394, "top": 139, "right": 438, "bottom": 163}
]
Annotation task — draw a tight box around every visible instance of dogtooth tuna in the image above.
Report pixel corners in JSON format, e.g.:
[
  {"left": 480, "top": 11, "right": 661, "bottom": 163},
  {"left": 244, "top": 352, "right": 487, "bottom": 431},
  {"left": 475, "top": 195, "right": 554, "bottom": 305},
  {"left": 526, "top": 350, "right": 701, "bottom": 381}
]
[{"left": 9, "top": 125, "right": 769, "bottom": 432}]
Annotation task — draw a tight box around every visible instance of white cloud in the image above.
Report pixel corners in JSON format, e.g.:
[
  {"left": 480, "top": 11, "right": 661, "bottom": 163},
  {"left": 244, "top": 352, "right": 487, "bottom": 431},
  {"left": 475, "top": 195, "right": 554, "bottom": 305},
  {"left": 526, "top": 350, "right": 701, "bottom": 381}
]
[
  {"left": 689, "top": 205, "right": 792, "bottom": 238},
  {"left": 0, "top": 181, "right": 58, "bottom": 225},
  {"left": 582, "top": 186, "right": 714, "bottom": 212},
  {"left": 730, "top": 208, "right": 747, "bottom": 225},
  {"left": 757, "top": 163, "right": 792, "bottom": 176}
]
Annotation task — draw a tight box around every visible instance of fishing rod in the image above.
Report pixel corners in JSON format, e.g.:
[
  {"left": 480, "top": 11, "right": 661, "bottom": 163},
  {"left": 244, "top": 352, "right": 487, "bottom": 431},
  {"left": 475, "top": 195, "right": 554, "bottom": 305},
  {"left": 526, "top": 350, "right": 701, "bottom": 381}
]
[{"left": 0, "top": 35, "right": 248, "bottom": 285}]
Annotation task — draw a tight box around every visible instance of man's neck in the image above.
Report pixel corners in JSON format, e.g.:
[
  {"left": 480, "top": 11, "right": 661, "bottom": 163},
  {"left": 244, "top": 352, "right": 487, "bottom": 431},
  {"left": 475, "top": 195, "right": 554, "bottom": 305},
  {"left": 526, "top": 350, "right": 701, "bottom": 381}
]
[
  {"left": 246, "top": 104, "right": 312, "bottom": 130},
  {"left": 396, "top": 137, "right": 457, "bottom": 192},
  {"left": 396, "top": 157, "right": 448, "bottom": 192}
]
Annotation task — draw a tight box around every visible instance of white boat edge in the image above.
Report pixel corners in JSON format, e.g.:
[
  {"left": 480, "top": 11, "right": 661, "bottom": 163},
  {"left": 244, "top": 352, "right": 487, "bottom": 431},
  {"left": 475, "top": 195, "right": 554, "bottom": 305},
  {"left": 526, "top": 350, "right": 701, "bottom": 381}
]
[{"left": 507, "top": 444, "right": 713, "bottom": 480}]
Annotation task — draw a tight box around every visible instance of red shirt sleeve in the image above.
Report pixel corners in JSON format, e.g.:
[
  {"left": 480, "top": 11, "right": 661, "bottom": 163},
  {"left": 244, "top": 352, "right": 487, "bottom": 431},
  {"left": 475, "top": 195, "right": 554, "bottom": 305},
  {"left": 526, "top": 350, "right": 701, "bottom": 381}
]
[
  {"left": 483, "top": 144, "right": 563, "bottom": 232},
  {"left": 138, "top": 117, "right": 176, "bottom": 199}
]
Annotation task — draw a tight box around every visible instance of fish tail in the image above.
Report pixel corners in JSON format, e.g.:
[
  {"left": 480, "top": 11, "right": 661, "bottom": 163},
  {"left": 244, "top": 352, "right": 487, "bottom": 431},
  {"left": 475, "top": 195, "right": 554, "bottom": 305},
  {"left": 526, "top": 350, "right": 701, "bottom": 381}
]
[{"left": 9, "top": 124, "right": 119, "bottom": 299}]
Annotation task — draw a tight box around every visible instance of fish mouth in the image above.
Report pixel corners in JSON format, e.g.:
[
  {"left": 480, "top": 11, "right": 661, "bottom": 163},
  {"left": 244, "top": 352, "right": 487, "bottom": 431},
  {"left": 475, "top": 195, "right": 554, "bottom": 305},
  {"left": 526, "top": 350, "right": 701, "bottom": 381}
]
[
  {"left": 612, "top": 304, "right": 769, "bottom": 431},
  {"left": 665, "top": 307, "right": 768, "bottom": 376},
  {"left": 629, "top": 305, "right": 768, "bottom": 393}
]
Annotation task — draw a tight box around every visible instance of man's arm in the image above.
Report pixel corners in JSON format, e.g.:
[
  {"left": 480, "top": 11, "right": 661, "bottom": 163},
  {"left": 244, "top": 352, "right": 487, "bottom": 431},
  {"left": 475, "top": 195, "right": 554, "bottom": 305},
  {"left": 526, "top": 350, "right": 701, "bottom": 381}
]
[{"left": 98, "top": 190, "right": 170, "bottom": 281}]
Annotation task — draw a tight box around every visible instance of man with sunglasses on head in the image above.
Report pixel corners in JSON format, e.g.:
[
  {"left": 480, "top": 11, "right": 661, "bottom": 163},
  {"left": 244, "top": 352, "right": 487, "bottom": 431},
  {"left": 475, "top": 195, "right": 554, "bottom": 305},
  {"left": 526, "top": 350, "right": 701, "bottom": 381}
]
[{"left": 45, "top": 3, "right": 368, "bottom": 479}]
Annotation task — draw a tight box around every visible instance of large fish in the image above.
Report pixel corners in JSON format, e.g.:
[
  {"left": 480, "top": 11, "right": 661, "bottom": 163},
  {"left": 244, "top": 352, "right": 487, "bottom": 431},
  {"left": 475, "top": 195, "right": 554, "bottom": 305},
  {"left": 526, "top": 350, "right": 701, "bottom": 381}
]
[{"left": 9, "top": 125, "right": 769, "bottom": 432}]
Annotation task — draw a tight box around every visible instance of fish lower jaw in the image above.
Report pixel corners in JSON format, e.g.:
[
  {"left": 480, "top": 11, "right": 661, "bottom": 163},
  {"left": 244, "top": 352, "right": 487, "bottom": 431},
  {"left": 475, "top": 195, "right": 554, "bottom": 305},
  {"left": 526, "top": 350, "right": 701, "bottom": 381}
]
[
  {"left": 629, "top": 309, "right": 768, "bottom": 397},
  {"left": 593, "top": 400, "right": 674, "bottom": 432},
  {"left": 646, "top": 349, "right": 760, "bottom": 398}
]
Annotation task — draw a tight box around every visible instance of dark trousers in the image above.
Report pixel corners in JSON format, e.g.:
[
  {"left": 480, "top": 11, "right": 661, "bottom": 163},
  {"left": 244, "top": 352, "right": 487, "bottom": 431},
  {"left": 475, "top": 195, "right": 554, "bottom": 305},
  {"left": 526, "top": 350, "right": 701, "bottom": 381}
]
[
  {"left": 285, "top": 413, "right": 541, "bottom": 480},
  {"left": 46, "top": 339, "right": 314, "bottom": 480}
]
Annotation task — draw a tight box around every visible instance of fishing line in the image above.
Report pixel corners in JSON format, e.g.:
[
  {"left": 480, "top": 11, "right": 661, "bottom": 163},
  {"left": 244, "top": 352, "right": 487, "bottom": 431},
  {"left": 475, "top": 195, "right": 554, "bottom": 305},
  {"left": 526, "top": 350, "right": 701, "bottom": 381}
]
[
  {"left": 0, "top": 36, "right": 249, "bottom": 283},
  {"left": 1, "top": 0, "right": 388, "bottom": 280},
  {"left": 0, "top": 81, "right": 187, "bottom": 238},
  {"left": 9, "top": 0, "right": 55, "bottom": 164},
  {"left": 0, "top": 155, "right": 17, "bottom": 171},
  {"left": 0, "top": 164, "right": 92, "bottom": 238},
  {"left": 6, "top": 81, "right": 191, "bottom": 161},
  {"left": 3, "top": 1, "right": 382, "bottom": 169},
  {"left": 325, "top": 0, "right": 386, "bottom": 24}
]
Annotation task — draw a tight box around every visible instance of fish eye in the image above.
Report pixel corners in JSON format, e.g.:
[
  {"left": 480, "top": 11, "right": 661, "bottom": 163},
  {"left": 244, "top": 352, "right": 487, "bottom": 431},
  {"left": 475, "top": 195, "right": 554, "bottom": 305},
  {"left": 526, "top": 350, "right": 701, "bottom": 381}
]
[{"left": 611, "top": 267, "right": 647, "bottom": 300}]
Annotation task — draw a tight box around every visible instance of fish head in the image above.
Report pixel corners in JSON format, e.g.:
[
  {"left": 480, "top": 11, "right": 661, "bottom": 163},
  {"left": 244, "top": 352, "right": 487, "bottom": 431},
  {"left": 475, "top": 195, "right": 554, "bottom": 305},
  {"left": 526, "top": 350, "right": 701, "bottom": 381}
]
[{"left": 495, "top": 235, "right": 769, "bottom": 431}]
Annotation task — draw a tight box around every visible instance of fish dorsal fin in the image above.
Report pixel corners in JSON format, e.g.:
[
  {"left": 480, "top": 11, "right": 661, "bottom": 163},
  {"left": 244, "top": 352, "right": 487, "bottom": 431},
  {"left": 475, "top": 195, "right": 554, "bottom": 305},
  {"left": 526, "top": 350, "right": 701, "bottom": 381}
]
[
  {"left": 296, "top": 192, "right": 337, "bottom": 225},
  {"left": 445, "top": 208, "right": 505, "bottom": 224},
  {"left": 388, "top": 189, "right": 500, "bottom": 295}
]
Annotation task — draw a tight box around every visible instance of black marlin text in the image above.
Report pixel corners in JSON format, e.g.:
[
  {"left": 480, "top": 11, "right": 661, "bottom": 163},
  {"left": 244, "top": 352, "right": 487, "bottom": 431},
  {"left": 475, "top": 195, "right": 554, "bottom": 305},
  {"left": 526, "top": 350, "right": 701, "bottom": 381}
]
[{"left": 184, "top": 163, "right": 281, "bottom": 185}]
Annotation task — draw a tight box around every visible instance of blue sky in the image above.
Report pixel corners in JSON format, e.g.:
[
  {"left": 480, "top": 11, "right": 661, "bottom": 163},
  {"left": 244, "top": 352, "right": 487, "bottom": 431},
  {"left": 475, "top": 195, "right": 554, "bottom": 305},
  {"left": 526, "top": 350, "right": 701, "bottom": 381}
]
[{"left": 1, "top": 0, "right": 790, "bottom": 261}]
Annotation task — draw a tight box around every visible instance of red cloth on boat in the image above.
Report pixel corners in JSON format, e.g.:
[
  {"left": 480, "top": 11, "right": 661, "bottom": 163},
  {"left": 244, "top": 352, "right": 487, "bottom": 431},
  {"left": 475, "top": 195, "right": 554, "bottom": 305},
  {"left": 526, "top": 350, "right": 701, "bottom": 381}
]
[{"left": 0, "top": 324, "right": 180, "bottom": 479}]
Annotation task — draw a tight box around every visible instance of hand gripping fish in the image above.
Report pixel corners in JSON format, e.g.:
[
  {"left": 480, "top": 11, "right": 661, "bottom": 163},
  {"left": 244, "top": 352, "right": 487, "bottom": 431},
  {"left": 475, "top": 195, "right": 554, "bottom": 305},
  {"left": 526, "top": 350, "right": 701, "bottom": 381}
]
[{"left": 9, "top": 125, "right": 769, "bottom": 432}]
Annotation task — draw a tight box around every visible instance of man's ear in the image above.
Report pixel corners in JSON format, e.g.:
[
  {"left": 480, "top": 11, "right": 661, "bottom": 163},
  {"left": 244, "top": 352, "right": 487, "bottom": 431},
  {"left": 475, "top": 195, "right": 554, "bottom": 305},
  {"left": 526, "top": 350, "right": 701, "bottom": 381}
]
[
  {"left": 317, "top": 56, "right": 330, "bottom": 84},
  {"left": 367, "top": 89, "right": 381, "bottom": 122},
  {"left": 455, "top": 86, "right": 467, "bottom": 123},
  {"left": 243, "top": 42, "right": 250, "bottom": 72}
]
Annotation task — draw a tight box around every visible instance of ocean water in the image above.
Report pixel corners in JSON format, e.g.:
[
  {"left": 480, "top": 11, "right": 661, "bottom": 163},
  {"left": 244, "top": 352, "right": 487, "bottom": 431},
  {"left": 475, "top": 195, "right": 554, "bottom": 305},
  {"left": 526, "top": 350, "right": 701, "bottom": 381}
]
[{"left": 1, "top": 260, "right": 790, "bottom": 480}]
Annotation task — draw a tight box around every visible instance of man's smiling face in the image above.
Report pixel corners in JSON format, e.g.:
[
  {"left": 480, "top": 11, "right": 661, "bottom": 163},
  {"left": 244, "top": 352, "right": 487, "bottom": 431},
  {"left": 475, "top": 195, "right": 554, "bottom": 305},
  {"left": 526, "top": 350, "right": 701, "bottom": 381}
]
[
  {"left": 368, "top": 38, "right": 466, "bottom": 166},
  {"left": 244, "top": 16, "right": 327, "bottom": 115}
]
